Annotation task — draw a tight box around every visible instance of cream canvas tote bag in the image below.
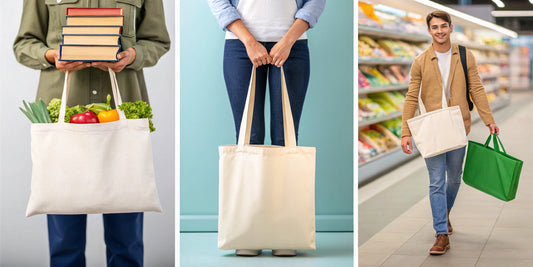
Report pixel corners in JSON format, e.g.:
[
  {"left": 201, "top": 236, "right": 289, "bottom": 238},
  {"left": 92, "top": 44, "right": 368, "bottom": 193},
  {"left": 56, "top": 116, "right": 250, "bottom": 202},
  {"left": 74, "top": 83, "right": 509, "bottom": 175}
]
[
  {"left": 218, "top": 67, "right": 316, "bottom": 250},
  {"left": 407, "top": 83, "right": 468, "bottom": 158},
  {"left": 26, "top": 69, "right": 162, "bottom": 216}
]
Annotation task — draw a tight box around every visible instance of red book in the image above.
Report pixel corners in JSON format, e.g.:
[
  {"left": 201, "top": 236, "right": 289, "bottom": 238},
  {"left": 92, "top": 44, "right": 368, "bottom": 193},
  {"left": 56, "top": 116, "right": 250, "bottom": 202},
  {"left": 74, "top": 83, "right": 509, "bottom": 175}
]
[{"left": 66, "top": 8, "right": 123, "bottom": 16}]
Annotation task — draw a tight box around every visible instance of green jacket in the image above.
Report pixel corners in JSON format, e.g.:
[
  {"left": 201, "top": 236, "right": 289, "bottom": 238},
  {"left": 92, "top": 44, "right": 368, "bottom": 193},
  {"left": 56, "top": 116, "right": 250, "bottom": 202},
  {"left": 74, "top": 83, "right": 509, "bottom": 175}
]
[{"left": 13, "top": 0, "right": 171, "bottom": 105}]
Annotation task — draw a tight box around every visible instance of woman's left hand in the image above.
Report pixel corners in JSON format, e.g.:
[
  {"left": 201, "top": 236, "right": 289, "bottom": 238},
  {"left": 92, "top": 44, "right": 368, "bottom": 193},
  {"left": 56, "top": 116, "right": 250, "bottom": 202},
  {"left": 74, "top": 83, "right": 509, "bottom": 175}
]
[
  {"left": 270, "top": 39, "right": 292, "bottom": 67},
  {"left": 91, "top": 47, "right": 136, "bottom": 72}
]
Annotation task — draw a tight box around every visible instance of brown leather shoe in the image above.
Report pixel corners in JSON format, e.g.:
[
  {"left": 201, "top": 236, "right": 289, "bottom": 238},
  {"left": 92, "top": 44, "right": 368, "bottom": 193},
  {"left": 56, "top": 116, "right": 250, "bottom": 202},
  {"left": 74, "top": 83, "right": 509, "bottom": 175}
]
[
  {"left": 448, "top": 210, "right": 453, "bottom": 235},
  {"left": 429, "top": 234, "right": 450, "bottom": 255}
]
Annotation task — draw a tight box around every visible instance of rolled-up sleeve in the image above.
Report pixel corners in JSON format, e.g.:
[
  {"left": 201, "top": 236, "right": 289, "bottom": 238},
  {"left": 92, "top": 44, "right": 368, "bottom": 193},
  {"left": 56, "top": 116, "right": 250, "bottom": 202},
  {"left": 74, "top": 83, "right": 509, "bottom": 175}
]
[
  {"left": 295, "top": 0, "right": 325, "bottom": 28},
  {"left": 13, "top": 0, "right": 54, "bottom": 70},
  {"left": 207, "top": 0, "right": 241, "bottom": 31}
]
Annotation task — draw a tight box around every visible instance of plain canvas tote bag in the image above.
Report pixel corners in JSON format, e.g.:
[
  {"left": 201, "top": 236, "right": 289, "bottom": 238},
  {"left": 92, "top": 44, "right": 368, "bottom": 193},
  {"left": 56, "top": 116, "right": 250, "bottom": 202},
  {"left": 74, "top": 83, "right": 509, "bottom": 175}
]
[
  {"left": 407, "top": 82, "right": 467, "bottom": 158},
  {"left": 218, "top": 67, "right": 316, "bottom": 250},
  {"left": 26, "top": 69, "right": 162, "bottom": 216}
]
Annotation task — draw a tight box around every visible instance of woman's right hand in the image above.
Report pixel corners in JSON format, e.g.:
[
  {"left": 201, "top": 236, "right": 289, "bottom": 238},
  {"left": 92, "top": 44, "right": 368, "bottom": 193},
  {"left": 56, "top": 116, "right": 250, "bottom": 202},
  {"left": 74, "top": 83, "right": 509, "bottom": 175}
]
[
  {"left": 244, "top": 41, "right": 272, "bottom": 67},
  {"left": 47, "top": 49, "right": 90, "bottom": 73}
]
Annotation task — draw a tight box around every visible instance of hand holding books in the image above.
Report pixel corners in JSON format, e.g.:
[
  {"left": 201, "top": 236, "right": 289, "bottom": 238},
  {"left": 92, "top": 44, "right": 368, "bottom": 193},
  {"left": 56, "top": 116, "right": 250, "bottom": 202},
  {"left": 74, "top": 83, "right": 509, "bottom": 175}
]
[{"left": 91, "top": 47, "right": 136, "bottom": 72}]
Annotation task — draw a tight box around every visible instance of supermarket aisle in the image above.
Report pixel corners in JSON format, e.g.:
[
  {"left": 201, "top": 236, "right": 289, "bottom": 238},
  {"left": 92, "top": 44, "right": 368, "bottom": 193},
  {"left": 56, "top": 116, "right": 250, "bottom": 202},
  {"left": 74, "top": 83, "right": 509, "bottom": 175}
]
[{"left": 359, "top": 91, "right": 533, "bottom": 266}]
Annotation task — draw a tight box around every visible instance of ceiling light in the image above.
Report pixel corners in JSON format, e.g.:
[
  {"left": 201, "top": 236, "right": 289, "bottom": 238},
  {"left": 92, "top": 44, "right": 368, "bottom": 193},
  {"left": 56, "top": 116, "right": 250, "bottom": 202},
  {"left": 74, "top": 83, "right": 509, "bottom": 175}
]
[
  {"left": 530, "top": 0, "right": 533, "bottom": 4},
  {"left": 492, "top": 11, "right": 533, "bottom": 17},
  {"left": 491, "top": 0, "right": 505, "bottom": 8},
  {"left": 412, "top": 0, "right": 517, "bottom": 38}
]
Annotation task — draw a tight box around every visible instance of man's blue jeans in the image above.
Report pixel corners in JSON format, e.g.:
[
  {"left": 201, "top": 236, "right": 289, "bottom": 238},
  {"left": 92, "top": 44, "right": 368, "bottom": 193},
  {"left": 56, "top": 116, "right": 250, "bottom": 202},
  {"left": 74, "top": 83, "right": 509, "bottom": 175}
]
[
  {"left": 223, "top": 39, "right": 310, "bottom": 145},
  {"left": 47, "top": 213, "right": 143, "bottom": 267},
  {"left": 424, "top": 146, "right": 466, "bottom": 234}
]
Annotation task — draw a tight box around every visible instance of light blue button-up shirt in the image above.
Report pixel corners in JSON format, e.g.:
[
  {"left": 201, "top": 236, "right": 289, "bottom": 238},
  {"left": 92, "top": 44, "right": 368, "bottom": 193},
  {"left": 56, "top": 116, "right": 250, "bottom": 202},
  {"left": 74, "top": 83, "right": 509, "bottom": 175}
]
[{"left": 208, "top": 0, "right": 325, "bottom": 31}]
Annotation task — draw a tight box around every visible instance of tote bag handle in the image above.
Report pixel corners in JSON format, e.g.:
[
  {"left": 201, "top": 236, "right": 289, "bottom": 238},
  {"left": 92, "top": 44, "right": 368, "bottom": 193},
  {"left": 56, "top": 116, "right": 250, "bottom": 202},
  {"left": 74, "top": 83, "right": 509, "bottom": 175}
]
[
  {"left": 484, "top": 133, "right": 507, "bottom": 154},
  {"left": 57, "top": 68, "right": 127, "bottom": 123},
  {"left": 237, "top": 67, "right": 297, "bottom": 147}
]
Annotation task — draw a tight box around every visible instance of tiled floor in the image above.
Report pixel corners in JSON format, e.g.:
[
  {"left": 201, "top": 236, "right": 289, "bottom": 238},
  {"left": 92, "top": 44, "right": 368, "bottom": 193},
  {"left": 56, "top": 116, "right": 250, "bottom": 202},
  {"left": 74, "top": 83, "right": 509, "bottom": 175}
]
[
  {"left": 180, "top": 232, "right": 354, "bottom": 267},
  {"left": 359, "top": 91, "right": 533, "bottom": 266}
]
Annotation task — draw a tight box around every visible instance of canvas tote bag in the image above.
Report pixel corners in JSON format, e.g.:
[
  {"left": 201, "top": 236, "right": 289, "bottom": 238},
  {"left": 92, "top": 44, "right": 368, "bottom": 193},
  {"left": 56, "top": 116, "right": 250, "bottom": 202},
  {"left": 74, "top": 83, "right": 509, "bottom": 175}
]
[
  {"left": 407, "top": 82, "right": 468, "bottom": 158},
  {"left": 218, "top": 67, "right": 316, "bottom": 250},
  {"left": 463, "top": 134, "right": 523, "bottom": 201},
  {"left": 26, "top": 69, "right": 162, "bottom": 216}
]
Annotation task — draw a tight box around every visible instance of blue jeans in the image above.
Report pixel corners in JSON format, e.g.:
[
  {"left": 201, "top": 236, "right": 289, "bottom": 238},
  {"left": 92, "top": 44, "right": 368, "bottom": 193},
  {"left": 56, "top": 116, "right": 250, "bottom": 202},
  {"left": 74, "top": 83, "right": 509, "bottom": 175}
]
[
  {"left": 424, "top": 146, "right": 466, "bottom": 234},
  {"left": 223, "top": 39, "right": 310, "bottom": 145},
  {"left": 47, "top": 213, "right": 143, "bottom": 267}
]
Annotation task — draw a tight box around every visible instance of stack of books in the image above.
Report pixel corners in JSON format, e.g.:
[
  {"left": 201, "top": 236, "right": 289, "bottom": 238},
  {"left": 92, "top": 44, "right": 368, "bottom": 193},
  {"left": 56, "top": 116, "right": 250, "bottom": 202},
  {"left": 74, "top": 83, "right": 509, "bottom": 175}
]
[{"left": 60, "top": 8, "right": 123, "bottom": 61}]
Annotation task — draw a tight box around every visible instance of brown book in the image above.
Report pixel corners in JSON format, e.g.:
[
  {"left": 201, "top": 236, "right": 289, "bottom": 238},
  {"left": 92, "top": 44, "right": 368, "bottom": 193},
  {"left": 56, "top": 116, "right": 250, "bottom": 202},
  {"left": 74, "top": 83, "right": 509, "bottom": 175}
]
[
  {"left": 62, "top": 26, "right": 122, "bottom": 35},
  {"left": 59, "top": 45, "right": 120, "bottom": 61},
  {"left": 66, "top": 16, "right": 124, "bottom": 26},
  {"left": 62, "top": 34, "right": 121, "bottom": 46},
  {"left": 66, "top": 8, "right": 123, "bottom": 16}
]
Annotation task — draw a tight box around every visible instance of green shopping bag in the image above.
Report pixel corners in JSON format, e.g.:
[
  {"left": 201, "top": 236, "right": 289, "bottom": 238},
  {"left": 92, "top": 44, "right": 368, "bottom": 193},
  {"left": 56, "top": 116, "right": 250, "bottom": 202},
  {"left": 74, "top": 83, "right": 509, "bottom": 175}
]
[{"left": 463, "top": 134, "right": 523, "bottom": 201}]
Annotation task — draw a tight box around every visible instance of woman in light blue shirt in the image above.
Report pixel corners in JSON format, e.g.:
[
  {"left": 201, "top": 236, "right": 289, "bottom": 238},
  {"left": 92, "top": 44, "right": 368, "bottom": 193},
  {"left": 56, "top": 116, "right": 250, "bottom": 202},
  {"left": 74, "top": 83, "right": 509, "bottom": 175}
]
[{"left": 208, "top": 0, "right": 325, "bottom": 258}]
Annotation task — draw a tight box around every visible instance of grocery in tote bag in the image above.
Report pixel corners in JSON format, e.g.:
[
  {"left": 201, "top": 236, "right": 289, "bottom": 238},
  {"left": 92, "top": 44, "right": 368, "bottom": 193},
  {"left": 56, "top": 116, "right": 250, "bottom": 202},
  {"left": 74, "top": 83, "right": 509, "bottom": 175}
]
[
  {"left": 463, "top": 134, "right": 523, "bottom": 201},
  {"left": 26, "top": 69, "right": 162, "bottom": 216},
  {"left": 218, "top": 67, "right": 316, "bottom": 250},
  {"left": 406, "top": 83, "right": 468, "bottom": 158}
]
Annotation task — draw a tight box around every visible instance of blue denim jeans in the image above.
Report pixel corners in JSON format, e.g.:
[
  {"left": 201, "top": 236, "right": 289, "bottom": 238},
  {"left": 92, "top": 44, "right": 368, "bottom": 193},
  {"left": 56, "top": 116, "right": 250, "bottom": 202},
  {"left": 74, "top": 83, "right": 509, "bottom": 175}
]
[
  {"left": 223, "top": 39, "right": 310, "bottom": 145},
  {"left": 424, "top": 146, "right": 466, "bottom": 234},
  {"left": 47, "top": 213, "right": 143, "bottom": 267}
]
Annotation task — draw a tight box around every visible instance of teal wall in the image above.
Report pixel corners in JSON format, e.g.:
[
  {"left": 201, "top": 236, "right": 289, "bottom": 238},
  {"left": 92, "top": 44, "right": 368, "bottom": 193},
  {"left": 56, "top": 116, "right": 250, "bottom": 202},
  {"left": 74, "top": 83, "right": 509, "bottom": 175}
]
[{"left": 180, "top": 0, "right": 353, "bottom": 232}]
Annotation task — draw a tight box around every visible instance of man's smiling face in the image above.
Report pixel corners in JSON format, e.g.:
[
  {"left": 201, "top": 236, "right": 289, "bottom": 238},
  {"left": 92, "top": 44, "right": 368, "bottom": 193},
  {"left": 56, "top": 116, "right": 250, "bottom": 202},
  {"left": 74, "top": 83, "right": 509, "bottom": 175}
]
[{"left": 428, "top": 17, "right": 453, "bottom": 45}]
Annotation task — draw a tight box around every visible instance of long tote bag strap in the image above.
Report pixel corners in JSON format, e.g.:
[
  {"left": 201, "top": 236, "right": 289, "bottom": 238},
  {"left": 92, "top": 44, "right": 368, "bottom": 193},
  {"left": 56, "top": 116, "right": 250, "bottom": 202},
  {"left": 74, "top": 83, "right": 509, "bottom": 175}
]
[
  {"left": 57, "top": 68, "right": 127, "bottom": 123},
  {"left": 416, "top": 79, "right": 448, "bottom": 115},
  {"left": 237, "top": 67, "right": 297, "bottom": 147}
]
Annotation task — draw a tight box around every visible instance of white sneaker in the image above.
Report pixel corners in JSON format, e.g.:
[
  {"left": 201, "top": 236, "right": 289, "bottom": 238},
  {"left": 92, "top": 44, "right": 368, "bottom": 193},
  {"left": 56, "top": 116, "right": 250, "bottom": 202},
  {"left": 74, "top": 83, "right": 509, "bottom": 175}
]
[
  {"left": 235, "top": 249, "right": 262, "bottom": 256},
  {"left": 272, "top": 249, "right": 296, "bottom": 256}
]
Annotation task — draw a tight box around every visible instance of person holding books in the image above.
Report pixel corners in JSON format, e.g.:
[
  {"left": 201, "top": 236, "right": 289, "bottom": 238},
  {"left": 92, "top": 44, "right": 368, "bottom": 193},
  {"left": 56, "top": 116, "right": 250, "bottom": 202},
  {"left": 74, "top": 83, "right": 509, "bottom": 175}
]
[
  {"left": 208, "top": 0, "right": 325, "bottom": 257},
  {"left": 13, "top": 1, "right": 170, "bottom": 266}
]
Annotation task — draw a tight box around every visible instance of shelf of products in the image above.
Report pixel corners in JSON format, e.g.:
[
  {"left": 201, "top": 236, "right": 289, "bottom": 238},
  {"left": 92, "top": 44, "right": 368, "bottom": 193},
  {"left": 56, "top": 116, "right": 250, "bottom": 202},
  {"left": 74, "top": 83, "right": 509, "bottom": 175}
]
[
  {"left": 509, "top": 46, "right": 531, "bottom": 90},
  {"left": 358, "top": 1, "right": 513, "bottom": 185}
]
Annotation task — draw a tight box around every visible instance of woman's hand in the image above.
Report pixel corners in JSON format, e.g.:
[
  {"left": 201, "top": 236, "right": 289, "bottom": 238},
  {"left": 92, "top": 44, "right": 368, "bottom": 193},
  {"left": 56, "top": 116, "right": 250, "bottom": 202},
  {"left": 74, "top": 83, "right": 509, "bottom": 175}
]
[
  {"left": 401, "top": 136, "right": 413, "bottom": 154},
  {"left": 48, "top": 49, "right": 90, "bottom": 73},
  {"left": 488, "top": 124, "right": 499, "bottom": 135},
  {"left": 244, "top": 40, "right": 272, "bottom": 67},
  {"left": 270, "top": 39, "right": 292, "bottom": 67},
  {"left": 91, "top": 47, "right": 136, "bottom": 72}
]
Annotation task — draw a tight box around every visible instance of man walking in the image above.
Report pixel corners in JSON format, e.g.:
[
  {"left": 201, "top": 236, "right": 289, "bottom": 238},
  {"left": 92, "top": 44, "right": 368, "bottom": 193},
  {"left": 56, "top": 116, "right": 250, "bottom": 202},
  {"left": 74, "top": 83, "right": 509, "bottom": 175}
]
[{"left": 401, "top": 10, "right": 499, "bottom": 255}]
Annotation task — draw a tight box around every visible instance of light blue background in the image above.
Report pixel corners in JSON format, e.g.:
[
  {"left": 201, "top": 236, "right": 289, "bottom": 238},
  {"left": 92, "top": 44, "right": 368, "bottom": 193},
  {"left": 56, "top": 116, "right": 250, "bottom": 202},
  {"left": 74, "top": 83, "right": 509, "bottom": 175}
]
[{"left": 180, "top": 0, "right": 353, "bottom": 231}]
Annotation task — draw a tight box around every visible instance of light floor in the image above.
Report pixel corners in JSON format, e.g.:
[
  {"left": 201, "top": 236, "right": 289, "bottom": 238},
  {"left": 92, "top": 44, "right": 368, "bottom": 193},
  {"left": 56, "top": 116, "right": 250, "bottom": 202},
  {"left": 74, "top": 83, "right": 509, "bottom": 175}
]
[
  {"left": 180, "top": 232, "right": 353, "bottom": 267},
  {"left": 359, "top": 90, "right": 533, "bottom": 266}
]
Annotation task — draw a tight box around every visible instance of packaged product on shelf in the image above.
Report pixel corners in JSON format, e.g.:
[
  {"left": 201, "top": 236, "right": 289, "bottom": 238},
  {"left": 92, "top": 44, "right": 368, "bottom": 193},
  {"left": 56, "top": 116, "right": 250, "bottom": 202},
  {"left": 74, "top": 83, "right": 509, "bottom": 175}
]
[
  {"left": 368, "top": 92, "right": 403, "bottom": 110},
  {"left": 359, "top": 107, "right": 374, "bottom": 122},
  {"left": 359, "top": 69, "right": 371, "bottom": 88},
  {"left": 371, "top": 98, "right": 398, "bottom": 114},
  {"left": 358, "top": 139, "right": 377, "bottom": 164},
  {"left": 359, "top": 98, "right": 387, "bottom": 119},
  {"left": 379, "top": 117, "right": 402, "bottom": 138},
  {"left": 358, "top": 2, "right": 381, "bottom": 28},
  {"left": 371, "top": 124, "right": 401, "bottom": 146},
  {"left": 360, "top": 128, "right": 396, "bottom": 153},
  {"left": 378, "top": 40, "right": 416, "bottom": 59},
  {"left": 389, "top": 65, "right": 409, "bottom": 83},
  {"left": 359, "top": 36, "right": 391, "bottom": 58},
  {"left": 360, "top": 66, "right": 390, "bottom": 87},
  {"left": 377, "top": 66, "right": 399, "bottom": 84}
]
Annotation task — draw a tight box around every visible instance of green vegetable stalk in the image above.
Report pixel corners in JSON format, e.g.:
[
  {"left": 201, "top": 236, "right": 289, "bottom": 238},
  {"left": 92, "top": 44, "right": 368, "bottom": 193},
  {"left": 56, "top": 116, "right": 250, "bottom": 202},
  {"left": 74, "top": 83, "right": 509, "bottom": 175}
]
[{"left": 19, "top": 99, "right": 52, "bottom": 123}]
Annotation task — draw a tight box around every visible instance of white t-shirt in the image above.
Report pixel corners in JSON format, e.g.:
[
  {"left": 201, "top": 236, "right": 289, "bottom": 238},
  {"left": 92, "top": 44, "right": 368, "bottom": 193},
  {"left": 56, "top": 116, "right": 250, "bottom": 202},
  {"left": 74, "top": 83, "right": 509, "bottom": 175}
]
[
  {"left": 435, "top": 47, "right": 452, "bottom": 102},
  {"left": 225, "top": 0, "right": 308, "bottom": 42}
]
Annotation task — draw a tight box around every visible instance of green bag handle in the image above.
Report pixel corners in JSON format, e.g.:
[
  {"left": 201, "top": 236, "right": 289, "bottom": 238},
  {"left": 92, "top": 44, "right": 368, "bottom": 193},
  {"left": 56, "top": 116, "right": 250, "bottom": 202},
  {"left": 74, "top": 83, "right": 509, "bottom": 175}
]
[{"left": 483, "top": 133, "right": 507, "bottom": 154}]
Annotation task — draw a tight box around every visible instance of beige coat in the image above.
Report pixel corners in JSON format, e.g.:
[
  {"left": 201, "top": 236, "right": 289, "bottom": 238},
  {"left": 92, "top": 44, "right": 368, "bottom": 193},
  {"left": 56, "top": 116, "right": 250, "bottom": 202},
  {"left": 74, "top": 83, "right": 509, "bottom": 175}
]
[{"left": 401, "top": 44, "right": 495, "bottom": 137}]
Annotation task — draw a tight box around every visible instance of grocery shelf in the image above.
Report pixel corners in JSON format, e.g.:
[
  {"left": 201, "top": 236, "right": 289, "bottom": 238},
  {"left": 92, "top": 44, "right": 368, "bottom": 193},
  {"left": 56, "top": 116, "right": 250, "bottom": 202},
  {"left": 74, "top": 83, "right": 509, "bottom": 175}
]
[
  {"left": 477, "top": 59, "right": 509, "bottom": 65},
  {"left": 471, "top": 95, "right": 511, "bottom": 123},
  {"left": 358, "top": 25, "right": 431, "bottom": 42},
  {"left": 479, "top": 72, "right": 509, "bottom": 80},
  {"left": 359, "top": 84, "right": 409, "bottom": 94},
  {"left": 358, "top": 147, "right": 420, "bottom": 186},
  {"left": 359, "top": 58, "right": 414, "bottom": 65},
  {"left": 483, "top": 83, "right": 502, "bottom": 93},
  {"left": 359, "top": 111, "right": 402, "bottom": 128},
  {"left": 455, "top": 41, "right": 510, "bottom": 53}
]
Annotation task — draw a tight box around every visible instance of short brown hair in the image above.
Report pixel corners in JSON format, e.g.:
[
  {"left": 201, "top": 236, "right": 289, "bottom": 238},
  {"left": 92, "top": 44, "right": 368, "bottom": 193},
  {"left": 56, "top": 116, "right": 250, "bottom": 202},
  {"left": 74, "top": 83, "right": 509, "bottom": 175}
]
[{"left": 426, "top": 11, "right": 452, "bottom": 28}]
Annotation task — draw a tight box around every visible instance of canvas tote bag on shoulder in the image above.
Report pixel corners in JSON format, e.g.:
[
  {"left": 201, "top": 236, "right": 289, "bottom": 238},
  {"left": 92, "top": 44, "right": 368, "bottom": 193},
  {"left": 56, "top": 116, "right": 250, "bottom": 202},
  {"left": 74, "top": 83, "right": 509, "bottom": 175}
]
[
  {"left": 407, "top": 82, "right": 468, "bottom": 158},
  {"left": 26, "top": 69, "right": 162, "bottom": 216},
  {"left": 218, "top": 67, "right": 316, "bottom": 250}
]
